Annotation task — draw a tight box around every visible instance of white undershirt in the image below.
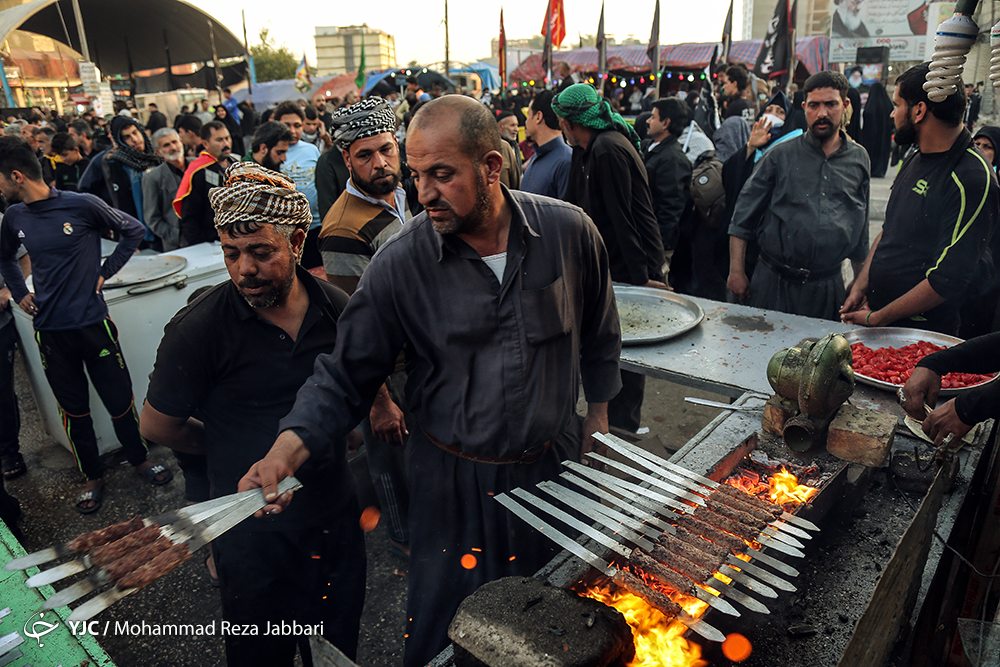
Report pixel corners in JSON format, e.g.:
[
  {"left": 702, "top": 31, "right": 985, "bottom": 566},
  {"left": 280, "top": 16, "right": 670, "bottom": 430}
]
[{"left": 482, "top": 252, "right": 507, "bottom": 282}]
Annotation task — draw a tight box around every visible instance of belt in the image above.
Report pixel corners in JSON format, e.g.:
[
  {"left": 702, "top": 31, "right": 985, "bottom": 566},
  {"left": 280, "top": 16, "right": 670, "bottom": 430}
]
[
  {"left": 420, "top": 426, "right": 553, "bottom": 465},
  {"left": 759, "top": 250, "right": 842, "bottom": 284}
]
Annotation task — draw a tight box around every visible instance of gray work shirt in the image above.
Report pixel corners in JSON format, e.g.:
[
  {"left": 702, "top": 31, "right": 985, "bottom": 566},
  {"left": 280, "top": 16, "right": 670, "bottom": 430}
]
[
  {"left": 279, "top": 187, "right": 622, "bottom": 459},
  {"left": 728, "top": 130, "right": 871, "bottom": 319}
]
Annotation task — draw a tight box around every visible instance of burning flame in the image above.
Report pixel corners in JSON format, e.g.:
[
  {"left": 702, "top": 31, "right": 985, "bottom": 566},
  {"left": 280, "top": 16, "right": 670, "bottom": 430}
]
[
  {"left": 726, "top": 467, "right": 817, "bottom": 508},
  {"left": 580, "top": 581, "right": 708, "bottom": 667},
  {"left": 767, "top": 467, "right": 818, "bottom": 506}
]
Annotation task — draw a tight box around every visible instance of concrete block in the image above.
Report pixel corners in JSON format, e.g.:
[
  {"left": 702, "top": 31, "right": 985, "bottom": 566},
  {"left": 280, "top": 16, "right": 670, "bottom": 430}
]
[
  {"left": 448, "top": 576, "right": 635, "bottom": 667},
  {"left": 826, "top": 404, "right": 897, "bottom": 468}
]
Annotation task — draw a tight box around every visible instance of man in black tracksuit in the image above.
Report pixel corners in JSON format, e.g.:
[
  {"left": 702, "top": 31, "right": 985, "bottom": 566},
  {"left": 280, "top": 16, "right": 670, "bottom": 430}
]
[
  {"left": 0, "top": 137, "right": 172, "bottom": 514},
  {"left": 842, "top": 63, "right": 999, "bottom": 335}
]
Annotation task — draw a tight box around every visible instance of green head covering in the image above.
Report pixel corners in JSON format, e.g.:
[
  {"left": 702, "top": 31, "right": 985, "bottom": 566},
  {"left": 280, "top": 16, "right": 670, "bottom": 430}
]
[{"left": 552, "top": 83, "right": 641, "bottom": 150}]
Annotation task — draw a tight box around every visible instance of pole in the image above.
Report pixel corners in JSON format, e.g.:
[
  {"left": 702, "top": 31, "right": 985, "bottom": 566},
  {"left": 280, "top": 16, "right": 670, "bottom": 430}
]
[
  {"left": 208, "top": 19, "right": 223, "bottom": 103},
  {"left": 242, "top": 10, "right": 253, "bottom": 98},
  {"left": 444, "top": 0, "right": 450, "bottom": 77},
  {"left": 788, "top": 0, "right": 796, "bottom": 88},
  {"left": 70, "top": 0, "right": 90, "bottom": 62}
]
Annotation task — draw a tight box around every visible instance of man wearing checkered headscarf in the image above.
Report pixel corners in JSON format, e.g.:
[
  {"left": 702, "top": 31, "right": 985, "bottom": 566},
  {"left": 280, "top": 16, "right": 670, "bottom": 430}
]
[
  {"left": 322, "top": 97, "right": 415, "bottom": 560},
  {"left": 320, "top": 98, "right": 409, "bottom": 292},
  {"left": 141, "top": 158, "right": 364, "bottom": 667}
]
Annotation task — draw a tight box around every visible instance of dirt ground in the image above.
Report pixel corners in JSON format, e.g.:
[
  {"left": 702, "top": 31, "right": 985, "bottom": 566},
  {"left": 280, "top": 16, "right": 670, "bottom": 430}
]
[{"left": 4, "top": 352, "right": 730, "bottom": 667}]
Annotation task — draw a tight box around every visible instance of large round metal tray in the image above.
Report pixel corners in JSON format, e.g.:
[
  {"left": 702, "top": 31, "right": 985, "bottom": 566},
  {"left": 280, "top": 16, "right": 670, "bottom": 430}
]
[
  {"left": 101, "top": 255, "right": 187, "bottom": 289},
  {"left": 843, "top": 327, "right": 999, "bottom": 397},
  {"left": 614, "top": 285, "right": 704, "bottom": 345}
]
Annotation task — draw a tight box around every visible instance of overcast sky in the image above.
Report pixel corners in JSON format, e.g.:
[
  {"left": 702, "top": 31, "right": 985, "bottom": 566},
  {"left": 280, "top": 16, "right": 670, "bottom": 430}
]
[{"left": 189, "top": 0, "right": 742, "bottom": 69}]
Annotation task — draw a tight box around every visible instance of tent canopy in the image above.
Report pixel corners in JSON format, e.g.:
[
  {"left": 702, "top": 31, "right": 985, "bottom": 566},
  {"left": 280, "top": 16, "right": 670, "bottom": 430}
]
[
  {"left": 510, "top": 37, "right": 829, "bottom": 84},
  {"left": 452, "top": 61, "right": 501, "bottom": 91},
  {"left": 0, "top": 0, "right": 246, "bottom": 76},
  {"left": 232, "top": 75, "right": 337, "bottom": 111}
]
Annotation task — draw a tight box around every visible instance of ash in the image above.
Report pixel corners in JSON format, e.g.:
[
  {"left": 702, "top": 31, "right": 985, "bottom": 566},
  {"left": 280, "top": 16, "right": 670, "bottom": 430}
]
[{"left": 700, "top": 469, "right": 918, "bottom": 667}]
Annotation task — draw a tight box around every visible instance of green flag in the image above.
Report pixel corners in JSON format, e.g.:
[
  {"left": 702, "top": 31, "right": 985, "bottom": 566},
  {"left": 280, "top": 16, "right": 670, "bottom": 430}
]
[{"left": 355, "top": 38, "right": 366, "bottom": 92}]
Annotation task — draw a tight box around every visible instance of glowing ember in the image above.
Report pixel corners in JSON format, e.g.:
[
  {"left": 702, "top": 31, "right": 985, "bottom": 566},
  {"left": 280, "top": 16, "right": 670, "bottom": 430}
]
[
  {"left": 726, "top": 466, "right": 817, "bottom": 508},
  {"left": 580, "top": 582, "right": 707, "bottom": 667},
  {"left": 767, "top": 467, "right": 818, "bottom": 505}
]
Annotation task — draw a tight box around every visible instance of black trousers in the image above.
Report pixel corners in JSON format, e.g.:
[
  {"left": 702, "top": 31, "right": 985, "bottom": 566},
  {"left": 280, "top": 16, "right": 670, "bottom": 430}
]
[
  {"left": 608, "top": 369, "right": 645, "bottom": 433},
  {"left": 35, "top": 318, "right": 148, "bottom": 480},
  {"left": 173, "top": 450, "right": 210, "bottom": 503},
  {"left": 0, "top": 320, "right": 20, "bottom": 459},
  {"left": 359, "top": 370, "right": 411, "bottom": 544},
  {"left": 214, "top": 507, "right": 367, "bottom": 667},
  {"left": 402, "top": 418, "right": 581, "bottom": 667}
]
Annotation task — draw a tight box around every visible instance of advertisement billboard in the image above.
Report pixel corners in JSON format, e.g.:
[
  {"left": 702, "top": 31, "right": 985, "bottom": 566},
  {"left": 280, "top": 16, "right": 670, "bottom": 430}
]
[{"left": 830, "top": 0, "right": 931, "bottom": 62}]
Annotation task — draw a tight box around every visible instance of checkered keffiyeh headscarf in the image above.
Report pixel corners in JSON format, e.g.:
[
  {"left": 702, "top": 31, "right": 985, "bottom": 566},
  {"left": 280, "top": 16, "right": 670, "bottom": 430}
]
[
  {"left": 208, "top": 161, "right": 311, "bottom": 233},
  {"left": 552, "top": 83, "right": 642, "bottom": 151},
  {"left": 332, "top": 98, "right": 397, "bottom": 151}
]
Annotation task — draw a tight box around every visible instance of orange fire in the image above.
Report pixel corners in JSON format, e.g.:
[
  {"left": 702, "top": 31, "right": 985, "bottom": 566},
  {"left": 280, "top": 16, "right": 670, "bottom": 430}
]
[
  {"left": 726, "top": 467, "right": 817, "bottom": 508},
  {"left": 580, "top": 581, "right": 708, "bottom": 667},
  {"left": 767, "top": 467, "right": 818, "bottom": 506}
]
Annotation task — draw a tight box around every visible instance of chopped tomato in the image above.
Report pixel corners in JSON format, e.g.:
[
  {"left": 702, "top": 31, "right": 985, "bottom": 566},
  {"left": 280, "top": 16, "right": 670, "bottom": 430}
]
[{"left": 850, "top": 341, "right": 994, "bottom": 388}]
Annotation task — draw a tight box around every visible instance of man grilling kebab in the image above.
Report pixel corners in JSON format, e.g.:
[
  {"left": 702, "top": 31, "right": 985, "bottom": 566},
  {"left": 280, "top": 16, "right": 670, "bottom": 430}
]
[
  {"left": 238, "top": 95, "right": 623, "bottom": 667},
  {"left": 140, "top": 162, "right": 365, "bottom": 667}
]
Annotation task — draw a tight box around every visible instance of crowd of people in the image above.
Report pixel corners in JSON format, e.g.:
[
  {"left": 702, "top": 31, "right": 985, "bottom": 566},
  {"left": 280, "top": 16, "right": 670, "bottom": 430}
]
[{"left": 0, "top": 57, "right": 998, "bottom": 667}]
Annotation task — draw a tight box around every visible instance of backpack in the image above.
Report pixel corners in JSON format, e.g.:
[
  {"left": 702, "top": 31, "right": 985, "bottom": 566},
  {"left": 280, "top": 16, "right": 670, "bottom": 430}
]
[{"left": 688, "top": 144, "right": 726, "bottom": 230}]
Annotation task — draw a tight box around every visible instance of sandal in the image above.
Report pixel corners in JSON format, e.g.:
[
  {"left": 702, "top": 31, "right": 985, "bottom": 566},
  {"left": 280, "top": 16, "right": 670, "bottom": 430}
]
[
  {"left": 2, "top": 454, "right": 26, "bottom": 480},
  {"left": 137, "top": 463, "right": 173, "bottom": 486},
  {"left": 205, "top": 554, "right": 220, "bottom": 587},
  {"left": 75, "top": 486, "right": 102, "bottom": 514}
]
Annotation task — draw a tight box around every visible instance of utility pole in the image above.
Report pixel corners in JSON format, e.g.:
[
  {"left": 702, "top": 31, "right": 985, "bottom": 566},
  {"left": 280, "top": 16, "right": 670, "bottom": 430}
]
[
  {"left": 70, "top": 0, "right": 90, "bottom": 62},
  {"left": 444, "top": 0, "right": 450, "bottom": 77}
]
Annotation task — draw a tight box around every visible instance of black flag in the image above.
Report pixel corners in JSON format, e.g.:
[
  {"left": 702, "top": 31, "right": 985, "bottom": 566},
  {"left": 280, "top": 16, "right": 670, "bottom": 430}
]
[
  {"left": 596, "top": 2, "right": 607, "bottom": 79},
  {"left": 647, "top": 0, "right": 660, "bottom": 79},
  {"left": 753, "top": 0, "right": 791, "bottom": 81},
  {"left": 722, "top": 0, "right": 734, "bottom": 63}
]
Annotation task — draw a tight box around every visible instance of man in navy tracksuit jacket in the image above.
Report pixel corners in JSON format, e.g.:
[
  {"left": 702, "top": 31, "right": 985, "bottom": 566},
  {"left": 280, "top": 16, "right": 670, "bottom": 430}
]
[{"left": 0, "top": 137, "right": 172, "bottom": 513}]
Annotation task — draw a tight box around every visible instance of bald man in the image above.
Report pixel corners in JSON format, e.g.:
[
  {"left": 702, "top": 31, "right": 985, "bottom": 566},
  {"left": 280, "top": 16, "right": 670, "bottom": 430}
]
[{"left": 239, "top": 95, "right": 623, "bottom": 666}]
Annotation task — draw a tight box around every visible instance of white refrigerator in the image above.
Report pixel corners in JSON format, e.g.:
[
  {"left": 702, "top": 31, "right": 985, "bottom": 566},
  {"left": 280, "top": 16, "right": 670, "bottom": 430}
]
[{"left": 11, "top": 243, "right": 229, "bottom": 455}]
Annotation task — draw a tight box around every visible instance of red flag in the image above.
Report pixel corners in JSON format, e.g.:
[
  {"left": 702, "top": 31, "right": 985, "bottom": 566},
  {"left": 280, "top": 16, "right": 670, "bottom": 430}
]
[
  {"left": 499, "top": 9, "right": 507, "bottom": 91},
  {"left": 541, "top": 0, "right": 566, "bottom": 47}
]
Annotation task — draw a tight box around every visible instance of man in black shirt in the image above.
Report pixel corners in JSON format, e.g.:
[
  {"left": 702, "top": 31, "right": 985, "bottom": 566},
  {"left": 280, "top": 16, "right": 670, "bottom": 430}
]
[
  {"left": 842, "top": 63, "right": 999, "bottom": 335},
  {"left": 555, "top": 82, "right": 666, "bottom": 433},
  {"left": 140, "top": 162, "right": 364, "bottom": 667},
  {"left": 50, "top": 132, "right": 89, "bottom": 192},
  {"left": 174, "top": 120, "right": 231, "bottom": 246},
  {"left": 722, "top": 66, "right": 754, "bottom": 124},
  {"left": 145, "top": 103, "right": 167, "bottom": 134}
]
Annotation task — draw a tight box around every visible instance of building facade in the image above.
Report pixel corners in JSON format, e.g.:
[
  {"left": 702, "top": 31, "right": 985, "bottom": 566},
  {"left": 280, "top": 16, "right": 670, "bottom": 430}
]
[
  {"left": 742, "top": 0, "right": 832, "bottom": 40},
  {"left": 315, "top": 25, "right": 396, "bottom": 77}
]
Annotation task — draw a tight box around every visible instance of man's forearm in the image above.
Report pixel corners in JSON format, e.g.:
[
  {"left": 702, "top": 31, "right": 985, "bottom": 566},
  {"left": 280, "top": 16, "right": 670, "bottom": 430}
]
[
  {"left": 144, "top": 417, "right": 206, "bottom": 455},
  {"left": 870, "top": 279, "right": 946, "bottom": 327},
  {"left": 728, "top": 236, "right": 748, "bottom": 276}
]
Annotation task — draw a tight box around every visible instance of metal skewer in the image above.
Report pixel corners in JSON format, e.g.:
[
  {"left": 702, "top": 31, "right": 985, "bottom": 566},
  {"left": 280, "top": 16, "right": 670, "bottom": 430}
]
[
  {"left": 594, "top": 433, "right": 819, "bottom": 540},
  {"left": 494, "top": 493, "right": 727, "bottom": 644},
  {"left": 557, "top": 470, "right": 800, "bottom": 577},
  {"left": 595, "top": 433, "right": 820, "bottom": 532}
]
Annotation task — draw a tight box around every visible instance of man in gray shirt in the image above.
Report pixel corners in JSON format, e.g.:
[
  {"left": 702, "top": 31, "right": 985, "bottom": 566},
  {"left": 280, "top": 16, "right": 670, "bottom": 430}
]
[
  {"left": 238, "top": 95, "right": 622, "bottom": 667},
  {"left": 728, "top": 71, "right": 870, "bottom": 320},
  {"left": 142, "top": 128, "right": 188, "bottom": 251}
]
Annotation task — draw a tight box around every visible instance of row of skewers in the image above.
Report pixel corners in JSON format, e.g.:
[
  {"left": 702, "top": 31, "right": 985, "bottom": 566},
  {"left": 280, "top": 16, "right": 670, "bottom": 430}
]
[{"left": 496, "top": 433, "right": 819, "bottom": 642}]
